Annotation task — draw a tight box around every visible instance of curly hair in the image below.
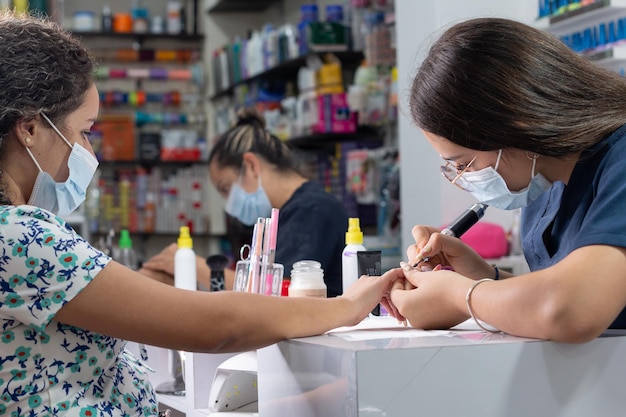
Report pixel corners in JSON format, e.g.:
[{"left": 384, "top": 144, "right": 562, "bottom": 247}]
[
  {"left": 0, "top": 12, "right": 95, "bottom": 204},
  {"left": 208, "top": 107, "right": 302, "bottom": 174},
  {"left": 410, "top": 18, "right": 626, "bottom": 157}
]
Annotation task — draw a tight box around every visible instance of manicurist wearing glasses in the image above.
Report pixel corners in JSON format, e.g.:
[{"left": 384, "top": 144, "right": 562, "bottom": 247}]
[{"left": 384, "top": 17, "right": 626, "bottom": 342}]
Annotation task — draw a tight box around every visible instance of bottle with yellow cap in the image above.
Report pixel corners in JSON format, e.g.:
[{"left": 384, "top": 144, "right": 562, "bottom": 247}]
[
  {"left": 341, "top": 217, "right": 366, "bottom": 294},
  {"left": 174, "top": 226, "right": 197, "bottom": 290}
]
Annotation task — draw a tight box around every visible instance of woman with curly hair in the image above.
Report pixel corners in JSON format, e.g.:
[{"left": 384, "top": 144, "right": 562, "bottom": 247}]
[{"left": 0, "top": 12, "right": 398, "bottom": 416}]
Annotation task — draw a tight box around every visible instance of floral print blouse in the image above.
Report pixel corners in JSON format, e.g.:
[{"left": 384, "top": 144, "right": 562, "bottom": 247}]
[{"left": 0, "top": 206, "right": 158, "bottom": 416}]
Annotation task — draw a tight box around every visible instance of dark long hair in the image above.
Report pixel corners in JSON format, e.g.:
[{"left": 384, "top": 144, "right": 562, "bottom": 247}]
[{"left": 410, "top": 17, "right": 626, "bottom": 156}]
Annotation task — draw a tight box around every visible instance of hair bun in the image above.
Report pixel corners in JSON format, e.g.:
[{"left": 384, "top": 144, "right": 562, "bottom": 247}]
[{"left": 235, "top": 107, "right": 266, "bottom": 128}]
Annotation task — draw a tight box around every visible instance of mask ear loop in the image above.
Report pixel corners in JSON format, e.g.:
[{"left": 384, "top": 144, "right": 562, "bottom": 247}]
[
  {"left": 25, "top": 147, "right": 44, "bottom": 173},
  {"left": 40, "top": 113, "right": 73, "bottom": 149},
  {"left": 526, "top": 152, "right": 539, "bottom": 178},
  {"left": 494, "top": 149, "right": 503, "bottom": 171}
]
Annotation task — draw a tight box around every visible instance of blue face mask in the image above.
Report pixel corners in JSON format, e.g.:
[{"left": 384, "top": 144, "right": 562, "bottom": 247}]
[
  {"left": 225, "top": 174, "right": 272, "bottom": 226},
  {"left": 26, "top": 113, "right": 99, "bottom": 216}
]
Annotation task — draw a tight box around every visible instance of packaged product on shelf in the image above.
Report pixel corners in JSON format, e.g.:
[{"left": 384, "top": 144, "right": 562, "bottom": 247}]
[
  {"left": 94, "top": 115, "right": 135, "bottom": 161},
  {"left": 246, "top": 30, "right": 263, "bottom": 78},
  {"left": 73, "top": 10, "right": 96, "bottom": 32},
  {"left": 316, "top": 54, "right": 344, "bottom": 95},
  {"left": 308, "top": 6, "right": 348, "bottom": 53},
  {"left": 295, "top": 66, "right": 318, "bottom": 135},
  {"left": 314, "top": 92, "right": 356, "bottom": 134},
  {"left": 364, "top": 10, "right": 394, "bottom": 67},
  {"left": 160, "top": 128, "right": 200, "bottom": 161},
  {"left": 231, "top": 36, "right": 243, "bottom": 84},
  {"left": 166, "top": 0, "right": 182, "bottom": 34},
  {"left": 262, "top": 24, "right": 279, "bottom": 70},
  {"left": 219, "top": 45, "right": 231, "bottom": 91},
  {"left": 138, "top": 132, "right": 161, "bottom": 162},
  {"left": 277, "top": 24, "right": 298, "bottom": 63},
  {"left": 350, "top": 0, "right": 369, "bottom": 51},
  {"left": 297, "top": 4, "right": 320, "bottom": 56}
]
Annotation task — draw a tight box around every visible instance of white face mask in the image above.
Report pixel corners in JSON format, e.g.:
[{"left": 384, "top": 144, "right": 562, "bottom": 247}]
[
  {"left": 455, "top": 149, "right": 552, "bottom": 210},
  {"left": 26, "top": 113, "right": 99, "bottom": 216}
]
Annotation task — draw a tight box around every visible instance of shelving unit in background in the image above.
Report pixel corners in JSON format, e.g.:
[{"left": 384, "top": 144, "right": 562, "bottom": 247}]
[
  {"left": 206, "top": 0, "right": 282, "bottom": 13},
  {"left": 207, "top": 0, "right": 400, "bottom": 255},
  {"left": 538, "top": 0, "right": 626, "bottom": 73},
  {"left": 76, "top": 29, "right": 219, "bottom": 259}
]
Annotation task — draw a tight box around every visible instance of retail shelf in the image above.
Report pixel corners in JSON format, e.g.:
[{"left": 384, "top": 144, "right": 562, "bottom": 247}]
[
  {"left": 90, "top": 231, "right": 227, "bottom": 239},
  {"left": 287, "top": 126, "right": 384, "bottom": 149},
  {"left": 207, "top": 0, "right": 281, "bottom": 13},
  {"left": 539, "top": 0, "right": 626, "bottom": 37},
  {"left": 98, "top": 159, "right": 208, "bottom": 166},
  {"left": 585, "top": 42, "right": 626, "bottom": 59},
  {"left": 210, "top": 50, "right": 364, "bottom": 100},
  {"left": 73, "top": 31, "right": 204, "bottom": 41},
  {"left": 584, "top": 44, "right": 626, "bottom": 72}
]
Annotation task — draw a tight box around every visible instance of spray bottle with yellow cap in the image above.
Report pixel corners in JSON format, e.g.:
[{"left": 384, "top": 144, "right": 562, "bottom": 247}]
[
  {"left": 174, "top": 226, "right": 197, "bottom": 291},
  {"left": 341, "top": 217, "right": 366, "bottom": 294}
]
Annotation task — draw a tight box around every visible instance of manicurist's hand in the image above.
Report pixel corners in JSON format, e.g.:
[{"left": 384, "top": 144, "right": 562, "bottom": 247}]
[
  {"left": 409, "top": 224, "right": 496, "bottom": 279},
  {"left": 389, "top": 263, "right": 473, "bottom": 330}
]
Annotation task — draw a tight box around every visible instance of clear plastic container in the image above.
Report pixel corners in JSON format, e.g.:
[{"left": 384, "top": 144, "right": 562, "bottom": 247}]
[
  {"left": 234, "top": 259, "right": 284, "bottom": 296},
  {"left": 289, "top": 260, "right": 327, "bottom": 298}
]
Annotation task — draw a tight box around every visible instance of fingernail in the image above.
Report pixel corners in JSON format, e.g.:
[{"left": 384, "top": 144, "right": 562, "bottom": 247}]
[
  {"left": 412, "top": 245, "right": 431, "bottom": 264},
  {"left": 433, "top": 264, "right": 442, "bottom": 271},
  {"left": 399, "top": 261, "right": 413, "bottom": 272}
]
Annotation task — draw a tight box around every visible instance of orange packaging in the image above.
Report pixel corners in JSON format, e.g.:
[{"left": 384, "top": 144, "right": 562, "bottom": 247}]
[
  {"left": 155, "top": 49, "right": 178, "bottom": 62},
  {"left": 94, "top": 114, "right": 135, "bottom": 161},
  {"left": 116, "top": 49, "right": 139, "bottom": 61},
  {"left": 113, "top": 13, "right": 133, "bottom": 33}
]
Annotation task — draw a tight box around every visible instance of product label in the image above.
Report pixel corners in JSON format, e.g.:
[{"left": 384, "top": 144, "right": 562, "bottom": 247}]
[{"left": 343, "top": 251, "right": 358, "bottom": 257}]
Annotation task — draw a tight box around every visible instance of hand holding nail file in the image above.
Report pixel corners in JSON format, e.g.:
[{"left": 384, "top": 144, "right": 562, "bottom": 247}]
[{"left": 412, "top": 203, "right": 488, "bottom": 267}]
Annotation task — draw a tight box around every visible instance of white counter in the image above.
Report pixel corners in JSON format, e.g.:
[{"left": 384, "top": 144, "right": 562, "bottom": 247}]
[{"left": 257, "top": 317, "right": 626, "bottom": 417}]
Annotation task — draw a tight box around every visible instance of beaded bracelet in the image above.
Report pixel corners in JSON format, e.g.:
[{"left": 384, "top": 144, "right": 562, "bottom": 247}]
[{"left": 465, "top": 278, "right": 500, "bottom": 333}]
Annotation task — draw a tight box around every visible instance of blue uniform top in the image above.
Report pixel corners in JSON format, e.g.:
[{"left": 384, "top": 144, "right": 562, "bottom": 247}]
[
  {"left": 522, "top": 124, "right": 626, "bottom": 328},
  {"left": 275, "top": 181, "right": 348, "bottom": 297}
]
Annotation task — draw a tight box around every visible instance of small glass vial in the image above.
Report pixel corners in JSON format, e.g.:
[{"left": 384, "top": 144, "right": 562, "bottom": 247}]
[{"left": 289, "top": 260, "right": 327, "bottom": 298}]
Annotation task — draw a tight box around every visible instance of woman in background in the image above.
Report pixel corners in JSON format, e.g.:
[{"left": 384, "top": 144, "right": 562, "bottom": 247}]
[{"left": 141, "top": 108, "right": 349, "bottom": 297}]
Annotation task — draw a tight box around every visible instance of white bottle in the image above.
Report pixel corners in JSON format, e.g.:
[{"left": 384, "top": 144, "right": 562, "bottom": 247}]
[
  {"left": 174, "top": 226, "right": 197, "bottom": 290},
  {"left": 289, "top": 260, "right": 327, "bottom": 298},
  {"left": 341, "top": 218, "right": 366, "bottom": 294}
]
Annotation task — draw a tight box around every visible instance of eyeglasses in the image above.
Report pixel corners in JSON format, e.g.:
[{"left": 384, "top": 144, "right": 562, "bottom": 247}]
[{"left": 440, "top": 155, "right": 477, "bottom": 190}]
